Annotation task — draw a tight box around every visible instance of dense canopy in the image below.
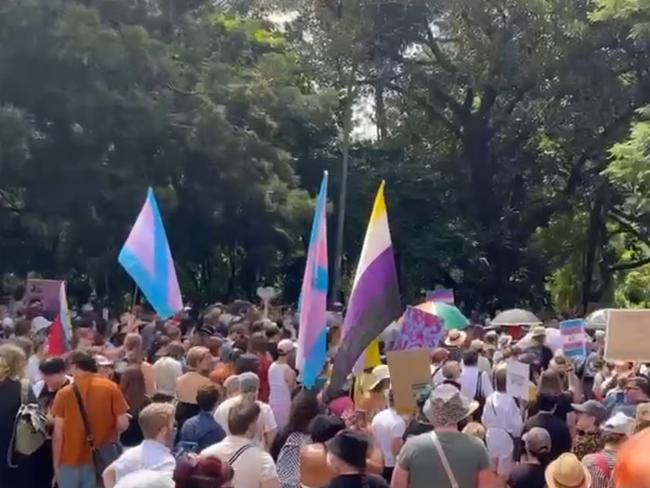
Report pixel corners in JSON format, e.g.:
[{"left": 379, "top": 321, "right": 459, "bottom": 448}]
[{"left": 1, "top": 0, "right": 649, "bottom": 314}]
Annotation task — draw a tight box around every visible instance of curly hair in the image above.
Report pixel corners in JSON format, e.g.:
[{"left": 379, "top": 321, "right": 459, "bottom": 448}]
[{"left": 0, "top": 343, "right": 26, "bottom": 381}]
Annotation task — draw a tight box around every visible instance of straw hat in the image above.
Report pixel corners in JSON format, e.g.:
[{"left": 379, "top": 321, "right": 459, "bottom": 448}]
[
  {"left": 423, "top": 384, "right": 478, "bottom": 427},
  {"left": 444, "top": 329, "right": 467, "bottom": 348},
  {"left": 531, "top": 325, "right": 547, "bottom": 338},
  {"left": 545, "top": 453, "right": 591, "bottom": 488}
]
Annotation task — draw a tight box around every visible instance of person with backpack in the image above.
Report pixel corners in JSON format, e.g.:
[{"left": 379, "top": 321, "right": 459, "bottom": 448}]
[
  {"left": 459, "top": 349, "right": 493, "bottom": 421},
  {"left": 582, "top": 412, "right": 634, "bottom": 488},
  {"left": 481, "top": 366, "right": 522, "bottom": 478},
  {"left": 0, "top": 343, "right": 40, "bottom": 486},
  {"left": 32, "top": 357, "right": 72, "bottom": 487}
]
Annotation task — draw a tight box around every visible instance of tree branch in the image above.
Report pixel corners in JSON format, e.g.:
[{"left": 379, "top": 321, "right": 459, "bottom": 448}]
[
  {"left": 0, "top": 189, "right": 21, "bottom": 214},
  {"left": 608, "top": 210, "right": 650, "bottom": 246},
  {"left": 610, "top": 256, "right": 650, "bottom": 272},
  {"left": 387, "top": 82, "right": 461, "bottom": 137},
  {"left": 423, "top": 22, "right": 459, "bottom": 74}
]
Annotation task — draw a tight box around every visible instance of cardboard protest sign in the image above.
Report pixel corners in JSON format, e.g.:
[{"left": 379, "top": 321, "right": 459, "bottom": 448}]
[
  {"left": 387, "top": 349, "right": 432, "bottom": 415},
  {"left": 605, "top": 309, "right": 650, "bottom": 361},
  {"left": 506, "top": 360, "right": 530, "bottom": 401},
  {"left": 25, "top": 279, "right": 64, "bottom": 319},
  {"left": 560, "top": 319, "right": 588, "bottom": 358},
  {"left": 426, "top": 289, "right": 455, "bottom": 305},
  {"left": 394, "top": 306, "right": 445, "bottom": 351}
]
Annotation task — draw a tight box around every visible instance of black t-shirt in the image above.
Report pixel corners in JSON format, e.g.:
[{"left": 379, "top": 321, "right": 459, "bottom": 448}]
[
  {"left": 37, "top": 379, "right": 71, "bottom": 412},
  {"left": 525, "top": 345, "right": 554, "bottom": 371},
  {"left": 328, "top": 473, "right": 389, "bottom": 488},
  {"left": 528, "top": 392, "right": 572, "bottom": 422},
  {"left": 403, "top": 419, "right": 434, "bottom": 441},
  {"left": 508, "top": 463, "right": 546, "bottom": 488},
  {"left": 523, "top": 412, "right": 572, "bottom": 461}
]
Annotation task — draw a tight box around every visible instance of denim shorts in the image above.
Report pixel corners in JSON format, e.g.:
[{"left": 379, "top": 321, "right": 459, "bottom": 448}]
[{"left": 58, "top": 463, "right": 98, "bottom": 488}]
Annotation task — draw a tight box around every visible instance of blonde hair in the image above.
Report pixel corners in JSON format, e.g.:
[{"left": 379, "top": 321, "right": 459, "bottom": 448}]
[
  {"left": 0, "top": 343, "right": 27, "bottom": 381},
  {"left": 138, "top": 402, "right": 175, "bottom": 439},
  {"left": 463, "top": 422, "right": 486, "bottom": 441},
  {"left": 186, "top": 346, "right": 210, "bottom": 369}
]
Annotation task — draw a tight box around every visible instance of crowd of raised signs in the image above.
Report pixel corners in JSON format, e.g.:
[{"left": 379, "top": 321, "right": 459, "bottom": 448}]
[{"left": 0, "top": 296, "right": 649, "bottom": 488}]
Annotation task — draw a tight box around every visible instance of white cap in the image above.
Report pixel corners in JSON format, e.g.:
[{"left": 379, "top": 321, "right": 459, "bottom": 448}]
[
  {"left": 32, "top": 316, "right": 53, "bottom": 334},
  {"left": 2, "top": 317, "right": 14, "bottom": 328},
  {"left": 602, "top": 412, "right": 634, "bottom": 435},
  {"left": 277, "top": 339, "right": 295, "bottom": 355}
]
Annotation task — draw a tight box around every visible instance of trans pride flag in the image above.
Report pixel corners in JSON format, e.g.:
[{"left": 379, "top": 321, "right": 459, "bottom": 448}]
[
  {"left": 118, "top": 188, "right": 183, "bottom": 319},
  {"left": 296, "top": 172, "right": 328, "bottom": 389},
  {"left": 48, "top": 282, "right": 73, "bottom": 356},
  {"left": 327, "top": 182, "right": 401, "bottom": 395}
]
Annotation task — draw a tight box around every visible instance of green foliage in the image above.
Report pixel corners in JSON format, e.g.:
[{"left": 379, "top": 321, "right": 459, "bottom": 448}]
[{"left": 1, "top": 0, "right": 650, "bottom": 313}]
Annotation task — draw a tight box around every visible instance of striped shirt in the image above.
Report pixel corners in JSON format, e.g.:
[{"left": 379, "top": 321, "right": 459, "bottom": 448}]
[{"left": 582, "top": 449, "right": 616, "bottom": 488}]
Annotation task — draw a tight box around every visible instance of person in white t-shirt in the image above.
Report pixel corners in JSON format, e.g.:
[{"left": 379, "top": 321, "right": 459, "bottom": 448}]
[
  {"left": 268, "top": 339, "right": 297, "bottom": 430},
  {"left": 460, "top": 349, "right": 494, "bottom": 401},
  {"left": 103, "top": 403, "right": 176, "bottom": 488},
  {"left": 370, "top": 390, "right": 406, "bottom": 482},
  {"left": 481, "top": 366, "right": 522, "bottom": 478},
  {"left": 214, "top": 372, "right": 277, "bottom": 450},
  {"left": 202, "top": 399, "right": 280, "bottom": 488}
]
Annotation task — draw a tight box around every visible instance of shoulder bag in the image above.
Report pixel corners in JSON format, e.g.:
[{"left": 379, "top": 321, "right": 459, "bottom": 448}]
[
  {"left": 430, "top": 431, "right": 460, "bottom": 488},
  {"left": 72, "top": 383, "right": 123, "bottom": 482}
]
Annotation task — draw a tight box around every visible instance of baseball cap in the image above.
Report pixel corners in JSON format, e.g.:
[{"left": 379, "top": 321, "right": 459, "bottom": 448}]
[
  {"left": 602, "top": 412, "right": 634, "bottom": 435},
  {"left": 277, "top": 339, "right": 295, "bottom": 355},
  {"left": 95, "top": 355, "right": 114, "bottom": 367},
  {"left": 31, "top": 316, "right": 53, "bottom": 334},
  {"left": 523, "top": 427, "right": 551, "bottom": 454},
  {"left": 571, "top": 400, "right": 608, "bottom": 423}
]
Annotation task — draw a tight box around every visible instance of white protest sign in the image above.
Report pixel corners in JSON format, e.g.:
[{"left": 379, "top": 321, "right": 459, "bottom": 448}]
[{"left": 506, "top": 360, "right": 530, "bottom": 401}]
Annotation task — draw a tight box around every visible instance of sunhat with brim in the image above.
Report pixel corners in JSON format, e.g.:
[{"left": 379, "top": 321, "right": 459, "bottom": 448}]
[
  {"left": 523, "top": 427, "right": 551, "bottom": 455},
  {"left": 545, "top": 453, "right": 591, "bottom": 488},
  {"left": 444, "top": 329, "right": 467, "bottom": 347},
  {"left": 423, "top": 384, "right": 479, "bottom": 427},
  {"left": 368, "top": 364, "right": 390, "bottom": 390}
]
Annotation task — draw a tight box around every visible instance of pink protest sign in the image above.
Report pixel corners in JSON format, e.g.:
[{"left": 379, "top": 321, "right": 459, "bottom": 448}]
[{"left": 394, "top": 305, "right": 445, "bottom": 351}]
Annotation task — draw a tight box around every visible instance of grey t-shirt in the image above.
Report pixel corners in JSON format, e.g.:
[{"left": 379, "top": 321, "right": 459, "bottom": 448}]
[{"left": 397, "top": 430, "right": 490, "bottom": 488}]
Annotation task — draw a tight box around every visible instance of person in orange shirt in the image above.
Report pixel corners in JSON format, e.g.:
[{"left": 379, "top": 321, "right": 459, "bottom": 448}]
[
  {"left": 209, "top": 346, "right": 241, "bottom": 387},
  {"left": 52, "top": 350, "right": 130, "bottom": 488}
]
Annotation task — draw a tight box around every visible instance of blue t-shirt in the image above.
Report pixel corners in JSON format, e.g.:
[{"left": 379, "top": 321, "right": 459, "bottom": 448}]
[{"left": 179, "top": 411, "right": 226, "bottom": 451}]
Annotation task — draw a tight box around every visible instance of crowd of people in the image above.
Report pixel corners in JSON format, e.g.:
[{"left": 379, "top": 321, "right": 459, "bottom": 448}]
[{"left": 1, "top": 298, "right": 650, "bottom": 488}]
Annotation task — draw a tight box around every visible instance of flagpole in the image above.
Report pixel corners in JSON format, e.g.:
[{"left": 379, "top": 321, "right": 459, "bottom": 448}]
[{"left": 132, "top": 283, "right": 138, "bottom": 311}]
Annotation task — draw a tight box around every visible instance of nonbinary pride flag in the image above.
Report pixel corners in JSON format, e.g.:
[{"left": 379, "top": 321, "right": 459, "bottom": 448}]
[
  {"left": 426, "top": 289, "right": 455, "bottom": 305},
  {"left": 48, "top": 281, "right": 73, "bottom": 356},
  {"left": 327, "top": 181, "right": 401, "bottom": 396},
  {"left": 118, "top": 188, "right": 183, "bottom": 319},
  {"left": 296, "top": 172, "right": 329, "bottom": 389}
]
